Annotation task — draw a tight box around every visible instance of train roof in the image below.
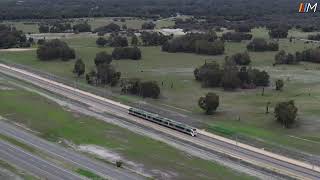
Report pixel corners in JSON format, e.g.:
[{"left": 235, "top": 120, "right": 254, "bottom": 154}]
[{"left": 129, "top": 107, "right": 197, "bottom": 130}]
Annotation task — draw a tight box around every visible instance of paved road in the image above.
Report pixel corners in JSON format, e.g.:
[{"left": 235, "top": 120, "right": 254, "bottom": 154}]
[
  {"left": 1, "top": 64, "right": 320, "bottom": 179},
  {"left": 0, "top": 121, "right": 143, "bottom": 180},
  {"left": 0, "top": 140, "right": 84, "bottom": 180}
]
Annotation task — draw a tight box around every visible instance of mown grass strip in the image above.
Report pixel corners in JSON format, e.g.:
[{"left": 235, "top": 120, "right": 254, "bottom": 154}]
[{"left": 75, "top": 168, "right": 106, "bottom": 180}]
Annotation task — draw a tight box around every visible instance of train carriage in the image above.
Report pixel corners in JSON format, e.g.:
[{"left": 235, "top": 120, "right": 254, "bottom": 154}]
[{"left": 128, "top": 108, "right": 197, "bottom": 136}]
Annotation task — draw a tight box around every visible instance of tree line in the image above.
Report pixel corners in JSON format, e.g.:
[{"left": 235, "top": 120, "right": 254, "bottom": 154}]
[{"left": 0, "top": 25, "right": 31, "bottom": 49}]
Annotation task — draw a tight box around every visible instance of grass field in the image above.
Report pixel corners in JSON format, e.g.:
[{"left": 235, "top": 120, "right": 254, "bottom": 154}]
[
  {"left": 0, "top": 79, "right": 253, "bottom": 180},
  {"left": 1, "top": 26, "right": 320, "bottom": 157}
]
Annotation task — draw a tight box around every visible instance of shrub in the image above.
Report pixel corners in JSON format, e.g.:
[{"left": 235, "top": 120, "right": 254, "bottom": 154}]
[
  {"left": 274, "top": 100, "right": 298, "bottom": 128},
  {"left": 198, "top": 92, "right": 219, "bottom": 115},
  {"left": 36, "top": 39, "right": 75, "bottom": 61}
]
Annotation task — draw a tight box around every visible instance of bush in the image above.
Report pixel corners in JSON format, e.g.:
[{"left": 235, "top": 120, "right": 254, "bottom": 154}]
[
  {"left": 247, "top": 38, "right": 279, "bottom": 52},
  {"left": 163, "top": 33, "right": 224, "bottom": 55},
  {"left": 94, "top": 51, "right": 113, "bottom": 66},
  {"left": 229, "top": 52, "right": 251, "bottom": 65},
  {"left": 109, "top": 36, "right": 128, "bottom": 47},
  {"left": 198, "top": 92, "right": 219, "bottom": 115},
  {"left": 274, "top": 50, "right": 298, "bottom": 65},
  {"left": 73, "top": 23, "right": 91, "bottom": 32},
  {"left": 274, "top": 100, "right": 298, "bottom": 128},
  {"left": 96, "top": 37, "right": 108, "bottom": 47},
  {"left": 36, "top": 39, "right": 75, "bottom": 61},
  {"left": 120, "top": 79, "right": 160, "bottom": 99},
  {"left": 141, "top": 32, "right": 169, "bottom": 46},
  {"left": 116, "top": 161, "right": 123, "bottom": 168},
  {"left": 141, "top": 22, "right": 156, "bottom": 29},
  {"left": 94, "top": 23, "right": 121, "bottom": 35},
  {"left": 140, "top": 81, "right": 160, "bottom": 98},
  {"left": 112, "top": 47, "right": 141, "bottom": 60},
  {"left": 269, "top": 27, "right": 288, "bottom": 39},
  {"left": 222, "top": 32, "right": 252, "bottom": 42}
]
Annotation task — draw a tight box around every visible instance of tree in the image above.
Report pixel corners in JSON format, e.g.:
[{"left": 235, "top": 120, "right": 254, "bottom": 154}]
[
  {"left": 269, "top": 27, "right": 288, "bottom": 39},
  {"left": 39, "top": 25, "right": 50, "bottom": 33},
  {"left": 131, "top": 35, "right": 138, "bottom": 46},
  {"left": 73, "top": 23, "right": 91, "bottom": 32},
  {"left": 198, "top": 92, "right": 219, "bottom": 115},
  {"left": 247, "top": 38, "right": 279, "bottom": 52},
  {"left": 194, "top": 61, "right": 223, "bottom": 87},
  {"left": 275, "top": 79, "right": 284, "bottom": 91},
  {"left": 274, "top": 100, "right": 298, "bottom": 128},
  {"left": 221, "top": 59, "right": 241, "bottom": 90},
  {"left": 140, "top": 81, "right": 160, "bottom": 98},
  {"left": 112, "top": 47, "right": 141, "bottom": 60},
  {"left": 94, "top": 23, "right": 121, "bottom": 35},
  {"left": 229, "top": 52, "right": 251, "bottom": 65},
  {"left": 109, "top": 36, "right": 128, "bottom": 47},
  {"left": 73, "top": 58, "right": 85, "bottom": 77},
  {"left": 36, "top": 39, "right": 75, "bottom": 61},
  {"left": 96, "top": 37, "right": 108, "bottom": 47},
  {"left": 94, "top": 52, "right": 113, "bottom": 66},
  {"left": 141, "top": 22, "right": 156, "bottom": 29}
]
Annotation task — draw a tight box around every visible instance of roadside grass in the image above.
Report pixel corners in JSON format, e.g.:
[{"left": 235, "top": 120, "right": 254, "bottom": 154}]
[
  {"left": 0, "top": 81, "right": 255, "bottom": 180},
  {"left": 0, "top": 134, "right": 37, "bottom": 154},
  {"left": 1, "top": 28, "right": 320, "bottom": 156},
  {"left": 75, "top": 168, "right": 106, "bottom": 180}
]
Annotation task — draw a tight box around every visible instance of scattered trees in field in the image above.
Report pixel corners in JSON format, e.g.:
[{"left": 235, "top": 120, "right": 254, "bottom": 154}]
[
  {"left": 48, "top": 23, "right": 72, "bottom": 33},
  {"left": 112, "top": 47, "right": 142, "bottom": 60},
  {"left": 247, "top": 38, "right": 279, "bottom": 52},
  {"left": 274, "top": 50, "right": 298, "bottom": 65},
  {"left": 194, "top": 60, "right": 270, "bottom": 90},
  {"left": 36, "top": 39, "right": 75, "bottom": 61},
  {"left": 86, "top": 52, "right": 121, "bottom": 86},
  {"left": 229, "top": 52, "right": 251, "bottom": 65},
  {"left": 274, "top": 100, "right": 298, "bottom": 128},
  {"left": 198, "top": 92, "right": 219, "bottom": 115},
  {"left": 141, "top": 32, "right": 169, "bottom": 46},
  {"left": 73, "top": 23, "right": 91, "bottom": 32},
  {"left": 73, "top": 58, "right": 85, "bottom": 77},
  {"left": 275, "top": 79, "right": 284, "bottom": 91},
  {"left": 121, "top": 79, "right": 160, "bottom": 99},
  {"left": 222, "top": 32, "right": 252, "bottom": 42},
  {"left": 295, "top": 48, "right": 320, "bottom": 63},
  {"left": 0, "top": 25, "right": 30, "bottom": 49},
  {"left": 141, "top": 22, "right": 156, "bottom": 30},
  {"left": 162, "top": 32, "right": 224, "bottom": 55}
]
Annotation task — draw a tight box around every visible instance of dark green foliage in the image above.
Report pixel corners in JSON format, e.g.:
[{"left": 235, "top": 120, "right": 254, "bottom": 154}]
[
  {"left": 131, "top": 35, "right": 139, "bottom": 46},
  {"left": 120, "top": 79, "right": 160, "bottom": 99},
  {"left": 141, "top": 22, "right": 156, "bottom": 29},
  {"left": 194, "top": 61, "right": 223, "bottom": 87},
  {"left": 141, "top": 32, "right": 169, "bottom": 46},
  {"left": 112, "top": 47, "right": 142, "bottom": 60},
  {"left": 38, "top": 25, "right": 49, "bottom": 33},
  {"left": 49, "top": 23, "right": 72, "bottom": 33},
  {"left": 109, "top": 35, "right": 128, "bottom": 47},
  {"left": 37, "top": 39, "right": 45, "bottom": 45},
  {"left": 234, "top": 25, "right": 251, "bottom": 32},
  {"left": 116, "top": 161, "right": 123, "bottom": 168},
  {"left": 162, "top": 32, "right": 224, "bottom": 55},
  {"left": 221, "top": 59, "right": 241, "bottom": 90},
  {"left": 269, "top": 27, "right": 288, "bottom": 39},
  {"left": 36, "top": 39, "right": 75, "bottom": 61},
  {"left": 295, "top": 48, "right": 320, "bottom": 63},
  {"left": 94, "top": 52, "right": 113, "bottom": 66},
  {"left": 247, "top": 38, "right": 279, "bottom": 52},
  {"left": 96, "top": 63, "right": 121, "bottom": 86},
  {"left": 0, "top": 25, "right": 30, "bottom": 49},
  {"left": 222, "top": 32, "right": 252, "bottom": 42},
  {"left": 308, "top": 34, "right": 320, "bottom": 41},
  {"left": 73, "top": 23, "right": 91, "bottom": 32},
  {"left": 274, "top": 100, "right": 298, "bottom": 128},
  {"left": 249, "top": 69, "right": 270, "bottom": 87},
  {"left": 140, "top": 81, "right": 160, "bottom": 98},
  {"left": 73, "top": 58, "right": 85, "bottom": 77},
  {"left": 198, "top": 92, "right": 219, "bottom": 115},
  {"left": 229, "top": 52, "right": 251, "bottom": 65},
  {"left": 275, "top": 79, "right": 284, "bottom": 91},
  {"left": 274, "top": 50, "right": 298, "bottom": 65},
  {"left": 96, "top": 37, "right": 108, "bottom": 47},
  {"left": 194, "top": 61, "right": 270, "bottom": 90},
  {"left": 94, "top": 23, "right": 121, "bottom": 35}
]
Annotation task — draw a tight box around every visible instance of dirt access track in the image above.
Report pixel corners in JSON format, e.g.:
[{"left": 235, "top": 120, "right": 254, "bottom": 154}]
[{"left": 0, "top": 48, "right": 36, "bottom": 52}]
